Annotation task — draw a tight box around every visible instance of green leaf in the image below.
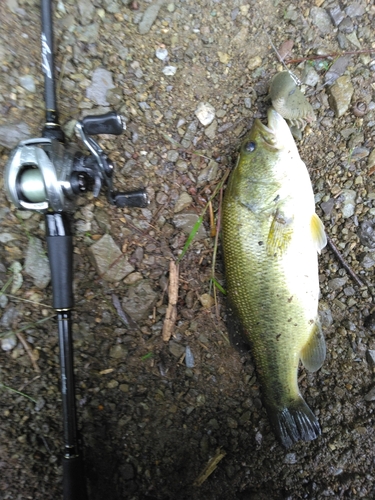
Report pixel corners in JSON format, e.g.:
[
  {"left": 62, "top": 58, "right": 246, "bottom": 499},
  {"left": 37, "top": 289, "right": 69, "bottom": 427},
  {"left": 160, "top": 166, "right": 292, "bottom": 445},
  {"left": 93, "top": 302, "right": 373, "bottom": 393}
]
[
  {"left": 177, "top": 215, "right": 204, "bottom": 262},
  {"left": 211, "top": 277, "right": 226, "bottom": 295}
]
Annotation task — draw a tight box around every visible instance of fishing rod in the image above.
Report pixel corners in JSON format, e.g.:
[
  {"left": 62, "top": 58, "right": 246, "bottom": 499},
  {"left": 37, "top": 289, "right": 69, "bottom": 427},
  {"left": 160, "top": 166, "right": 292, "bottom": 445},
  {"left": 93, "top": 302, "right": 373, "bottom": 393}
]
[{"left": 4, "top": 1, "right": 148, "bottom": 498}]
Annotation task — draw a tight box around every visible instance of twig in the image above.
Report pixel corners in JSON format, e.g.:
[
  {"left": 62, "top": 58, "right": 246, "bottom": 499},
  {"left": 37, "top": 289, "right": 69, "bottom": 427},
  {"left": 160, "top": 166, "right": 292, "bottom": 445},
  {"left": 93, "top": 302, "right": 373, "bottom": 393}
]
[
  {"left": 193, "top": 448, "right": 226, "bottom": 487},
  {"left": 112, "top": 293, "right": 140, "bottom": 331},
  {"left": 15, "top": 331, "right": 41, "bottom": 373},
  {"left": 162, "top": 260, "right": 179, "bottom": 342},
  {"left": 327, "top": 235, "right": 364, "bottom": 288},
  {"left": 286, "top": 49, "right": 375, "bottom": 65}
]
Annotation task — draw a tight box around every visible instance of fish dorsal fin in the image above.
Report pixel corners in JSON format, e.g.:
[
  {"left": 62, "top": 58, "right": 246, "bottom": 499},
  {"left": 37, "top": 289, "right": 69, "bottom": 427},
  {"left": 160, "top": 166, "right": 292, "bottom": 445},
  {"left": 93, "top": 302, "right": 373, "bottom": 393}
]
[
  {"left": 311, "top": 213, "right": 327, "bottom": 254},
  {"left": 300, "top": 319, "right": 326, "bottom": 372}
]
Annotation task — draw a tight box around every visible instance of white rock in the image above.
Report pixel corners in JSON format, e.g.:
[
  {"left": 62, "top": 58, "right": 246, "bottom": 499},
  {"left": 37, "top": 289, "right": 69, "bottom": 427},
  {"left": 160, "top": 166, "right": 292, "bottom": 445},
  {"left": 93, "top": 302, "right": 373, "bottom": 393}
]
[
  {"left": 155, "top": 48, "right": 168, "bottom": 61},
  {"left": 162, "top": 65, "right": 177, "bottom": 76},
  {"left": 195, "top": 102, "right": 216, "bottom": 126}
]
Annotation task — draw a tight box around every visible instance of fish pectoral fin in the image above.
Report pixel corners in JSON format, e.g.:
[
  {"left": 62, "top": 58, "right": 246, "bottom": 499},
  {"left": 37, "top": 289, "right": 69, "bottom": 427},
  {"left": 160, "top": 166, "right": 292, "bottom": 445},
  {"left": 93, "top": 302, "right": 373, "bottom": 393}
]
[
  {"left": 266, "top": 211, "right": 294, "bottom": 257},
  {"left": 311, "top": 213, "right": 327, "bottom": 254},
  {"left": 300, "top": 320, "right": 326, "bottom": 372}
]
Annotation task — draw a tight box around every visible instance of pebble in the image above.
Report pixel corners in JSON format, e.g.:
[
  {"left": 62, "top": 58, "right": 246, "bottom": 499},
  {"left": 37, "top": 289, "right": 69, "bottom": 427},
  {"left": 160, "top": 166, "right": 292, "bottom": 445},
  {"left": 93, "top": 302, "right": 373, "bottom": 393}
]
[
  {"left": 328, "top": 277, "right": 347, "bottom": 291},
  {"left": 324, "top": 56, "right": 351, "bottom": 85},
  {"left": 199, "top": 293, "right": 215, "bottom": 309},
  {"left": 155, "top": 48, "right": 168, "bottom": 61},
  {"left": 1, "top": 334, "right": 17, "bottom": 352},
  {"left": 195, "top": 102, "right": 216, "bottom": 127},
  {"left": 185, "top": 346, "right": 195, "bottom": 368},
  {"left": 109, "top": 344, "right": 128, "bottom": 359},
  {"left": 162, "top": 66, "right": 177, "bottom": 76},
  {"left": 359, "top": 220, "right": 375, "bottom": 248},
  {"left": 174, "top": 192, "right": 193, "bottom": 213},
  {"left": 77, "top": 0, "right": 95, "bottom": 25},
  {"left": 328, "top": 75, "right": 354, "bottom": 118},
  {"left": 173, "top": 212, "right": 207, "bottom": 240},
  {"left": 340, "top": 189, "right": 356, "bottom": 218},
  {"left": 197, "top": 159, "right": 219, "bottom": 186},
  {"left": 0, "top": 122, "right": 30, "bottom": 149},
  {"left": 9, "top": 261, "right": 23, "bottom": 293},
  {"left": 89, "top": 234, "right": 134, "bottom": 281},
  {"left": 24, "top": 238, "right": 51, "bottom": 289},
  {"left": 328, "top": 5, "right": 345, "bottom": 26},
  {"left": 364, "top": 386, "right": 375, "bottom": 402},
  {"left": 204, "top": 120, "right": 218, "bottom": 140},
  {"left": 138, "top": 0, "right": 164, "bottom": 34},
  {"left": 86, "top": 68, "right": 115, "bottom": 106},
  {"left": 169, "top": 340, "right": 185, "bottom": 358},
  {"left": 248, "top": 56, "right": 262, "bottom": 70},
  {"left": 366, "top": 350, "right": 375, "bottom": 368},
  {"left": 19, "top": 75, "right": 36, "bottom": 93},
  {"left": 310, "top": 7, "right": 332, "bottom": 34},
  {"left": 122, "top": 280, "right": 158, "bottom": 321},
  {"left": 361, "top": 254, "right": 375, "bottom": 270}
]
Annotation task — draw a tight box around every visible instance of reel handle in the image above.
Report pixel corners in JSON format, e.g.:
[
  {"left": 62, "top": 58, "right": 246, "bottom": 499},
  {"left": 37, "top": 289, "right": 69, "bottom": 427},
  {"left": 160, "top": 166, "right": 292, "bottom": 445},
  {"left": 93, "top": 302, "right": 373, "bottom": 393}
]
[{"left": 81, "top": 111, "right": 124, "bottom": 136}]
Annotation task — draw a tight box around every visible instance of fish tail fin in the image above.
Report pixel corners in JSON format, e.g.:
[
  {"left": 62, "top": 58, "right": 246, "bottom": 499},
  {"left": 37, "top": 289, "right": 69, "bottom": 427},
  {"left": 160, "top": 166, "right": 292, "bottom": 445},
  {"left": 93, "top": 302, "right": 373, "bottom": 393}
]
[{"left": 267, "top": 396, "right": 321, "bottom": 448}]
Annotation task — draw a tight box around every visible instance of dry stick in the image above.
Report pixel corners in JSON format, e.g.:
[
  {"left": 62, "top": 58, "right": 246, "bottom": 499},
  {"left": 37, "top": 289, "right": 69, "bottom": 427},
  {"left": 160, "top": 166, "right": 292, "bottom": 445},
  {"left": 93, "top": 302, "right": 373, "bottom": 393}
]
[
  {"left": 193, "top": 448, "right": 227, "bottom": 487},
  {"left": 286, "top": 49, "right": 375, "bottom": 65},
  {"left": 326, "top": 235, "right": 364, "bottom": 288},
  {"left": 15, "top": 331, "right": 41, "bottom": 373},
  {"left": 162, "top": 260, "right": 179, "bottom": 342}
]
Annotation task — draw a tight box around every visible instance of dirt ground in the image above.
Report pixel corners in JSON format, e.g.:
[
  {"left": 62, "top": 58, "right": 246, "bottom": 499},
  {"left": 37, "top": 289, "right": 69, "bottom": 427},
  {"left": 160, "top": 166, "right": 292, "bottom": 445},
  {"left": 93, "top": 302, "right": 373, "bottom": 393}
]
[{"left": 1, "top": 0, "right": 375, "bottom": 499}]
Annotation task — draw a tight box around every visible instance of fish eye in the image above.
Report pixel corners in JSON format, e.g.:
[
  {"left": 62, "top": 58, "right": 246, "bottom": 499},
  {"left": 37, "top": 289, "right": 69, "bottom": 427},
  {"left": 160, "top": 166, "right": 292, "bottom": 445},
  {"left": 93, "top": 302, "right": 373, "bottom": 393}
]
[{"left": 245, "top": 141, "right": 256, "bottom": 152}]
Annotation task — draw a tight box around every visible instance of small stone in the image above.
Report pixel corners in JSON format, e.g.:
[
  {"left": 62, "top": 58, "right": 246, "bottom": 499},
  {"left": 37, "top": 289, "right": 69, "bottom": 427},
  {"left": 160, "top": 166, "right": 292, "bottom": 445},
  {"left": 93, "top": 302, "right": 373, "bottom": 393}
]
[
  {"left": 345, "top": 3, "right": 365, "bottom": 18},
  {"left": 109, "top": 344, "right": 128, "bottom": 359},
  {"left": 124, "top": 272, "right": 143, "bottom": 285},
  {"left": 248, "top": 56, "right": 262, "bottom": 70},
  {"left": 204, "top": 120, "right": 218, "bottom": 140},
  {"left": 338, "top": 17, "right": 354, "bottom": 34},
  {"left": 284, "top": 453, "right": 297, "bottom": 465},
  {"left": 19, "top": 75, "right": 36, "bottom": 93},
  {"left": 107, "top": 380, "right": 119, "bottom": 389},
  {"left": 358, "top": 220, "right": 375, "bottom": 248},
  {"left": 0, "top": 122, "right": 30, "bottom": 149},
  {"left": 340, "top": 189, "right": 356, "bottom": 218},
  {"left": 367, "top": 150, "right": 375, "bottom": 169},
  {"left": 320, "top": 198, "right": 335, "bottom": 216},
  {"left": 119, "top": 384, "right": 129, "bottom": 392},
  {"left": 24, "top": 238, "right": 51, "bottom": 289},
  {"left": 328, "top": 5, "right": 345, "bottom": 26},
  {"left": 89, "top": 234, "right": 134, "bottom": 281},
  {"left": 197, "top": 159, "right": 219, "bottom": 186},
  {"left": 185, "top": 346, "right": 195, "bottom": 368},
  {"left": 361, "top": 254, "right": 375, "bottom": 270},
  {"left": 328, "top": 75, "right": 354, "bottom": 117},
  {"left": 138, "top": 0, "right": 164, "bottom": 34},
  {"left": 86, "top": 68, "right": 115, "bottom": 106},
  {"left": 302, "top": 66, "right": 320, "bottom": 87},
  {"left": 166, "top": 149, "right": 179, "bottom": 162},
  {"left": 310, "top": 7, "right": 332, "bottom": 34},
  {"left": 217, "top": 51, "right": 230, "bottom": 64},
  {"left": 199, "top": 293, "right": 215, "bottom": 309},
  {"left": 324, "top": 56, "right": 351, "bottom": 85},
  {"left": 122, "top": 280, "right": 158, "bottom": 322},
  {"left": 328, "top": 277, "right": 347, "bottom": 291},
  {"left": 364, "top": 386, "right": 375, "bottom": 402},
  {"left": 169, "top": 340, "right": 185, "bottom": 358},
  {"left": 174, "top": 192, "right": 193, "bottom": 213},
  {"left": 195, "top": 102, "right": 216, "bottom": 126},
  {"left": 1, "top": 334, "right": 17, "bottom": 352},
  {"left": 155, "top": 47, "right": 168, "bottom": 60},
  {"left": 173, "top": 212, "right": 207, "bottom": 240},
  {"left": 346, "top": 31, "right": 361, "bottom": 49},
  {"left": 162, "top": 65, "right": 177, "bottom": 76}
]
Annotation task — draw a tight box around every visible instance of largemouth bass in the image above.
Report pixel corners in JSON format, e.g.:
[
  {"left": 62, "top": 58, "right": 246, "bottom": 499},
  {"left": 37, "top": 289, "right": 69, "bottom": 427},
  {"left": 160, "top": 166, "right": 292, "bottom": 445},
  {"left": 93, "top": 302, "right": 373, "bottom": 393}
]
[{"left": 222, "top": 108, "right": 327, "bottom": 448}]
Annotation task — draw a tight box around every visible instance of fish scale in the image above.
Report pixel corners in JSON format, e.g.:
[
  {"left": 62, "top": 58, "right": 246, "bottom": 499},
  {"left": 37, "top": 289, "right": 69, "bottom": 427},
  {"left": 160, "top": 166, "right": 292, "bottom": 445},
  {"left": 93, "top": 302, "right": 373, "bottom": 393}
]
[{"left": 222, "top": 108, "right": 326, "bottom": 448}]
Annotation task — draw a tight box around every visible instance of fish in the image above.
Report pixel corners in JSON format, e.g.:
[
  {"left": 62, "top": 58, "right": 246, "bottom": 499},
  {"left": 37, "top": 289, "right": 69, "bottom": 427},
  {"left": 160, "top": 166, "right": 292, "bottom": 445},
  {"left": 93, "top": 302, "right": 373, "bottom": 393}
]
[
  {"left": 269, "top": 71, "right": 316, "bottom": 133},
  {"left": 222, "top": 108, "right": 327, "bottom": 448}
]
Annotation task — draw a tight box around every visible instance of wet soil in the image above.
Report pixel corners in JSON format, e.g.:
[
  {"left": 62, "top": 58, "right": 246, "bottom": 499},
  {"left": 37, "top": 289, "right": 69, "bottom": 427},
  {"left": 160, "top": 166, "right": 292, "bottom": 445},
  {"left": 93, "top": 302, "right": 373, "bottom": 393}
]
[{"left": 1, "top": 1, "right": 375, "bottom": 499}]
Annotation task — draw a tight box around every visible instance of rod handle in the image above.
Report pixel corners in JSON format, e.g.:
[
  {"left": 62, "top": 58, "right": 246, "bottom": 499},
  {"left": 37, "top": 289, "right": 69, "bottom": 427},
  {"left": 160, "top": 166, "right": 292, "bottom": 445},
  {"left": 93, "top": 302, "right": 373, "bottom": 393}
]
[
  {"left": 81, "top": 112, "right": 124, "bottom": 136},
  {"left": 45, "top": 213, "right": 74, "bottom": 310},
  {"left": 63, "top": 455, "right": 88, "bottom": 500}
]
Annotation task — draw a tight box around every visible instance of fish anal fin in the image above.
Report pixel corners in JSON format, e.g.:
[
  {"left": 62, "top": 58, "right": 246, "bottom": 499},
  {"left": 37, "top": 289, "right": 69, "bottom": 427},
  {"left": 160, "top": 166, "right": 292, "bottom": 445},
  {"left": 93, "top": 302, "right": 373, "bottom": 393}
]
[
  {"left": 300, "top": 319, "right": 326, "bottom": 372},
  {"left": 267, "top": 211, "right": 294, "bottom": 257},
  {"left": 311, "top": 213, "right": 327, "bottom": 254}
]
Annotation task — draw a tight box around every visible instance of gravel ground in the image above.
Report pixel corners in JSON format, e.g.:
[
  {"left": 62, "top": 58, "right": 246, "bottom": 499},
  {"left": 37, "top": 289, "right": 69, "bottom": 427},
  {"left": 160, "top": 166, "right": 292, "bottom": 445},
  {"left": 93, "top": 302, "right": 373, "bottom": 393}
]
[{"left": 1, "top": 0, "right": 375, "bottom": 499}]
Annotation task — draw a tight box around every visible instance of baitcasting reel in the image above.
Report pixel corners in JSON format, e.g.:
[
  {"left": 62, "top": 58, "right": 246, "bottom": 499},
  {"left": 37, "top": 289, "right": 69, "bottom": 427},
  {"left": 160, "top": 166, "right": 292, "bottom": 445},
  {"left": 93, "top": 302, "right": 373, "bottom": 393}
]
[{"left": 4, "top": 111, "right": 148, "bottom": 212}]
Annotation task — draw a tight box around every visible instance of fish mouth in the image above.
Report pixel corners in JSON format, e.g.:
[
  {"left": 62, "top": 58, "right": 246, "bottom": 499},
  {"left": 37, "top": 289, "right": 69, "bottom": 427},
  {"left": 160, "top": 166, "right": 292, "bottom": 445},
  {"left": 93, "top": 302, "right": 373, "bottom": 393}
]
[{"left": 253, "top": 108, "right": 287, "bottom": 150}]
